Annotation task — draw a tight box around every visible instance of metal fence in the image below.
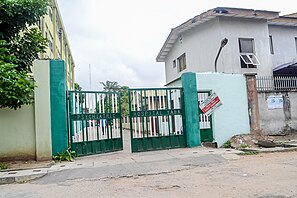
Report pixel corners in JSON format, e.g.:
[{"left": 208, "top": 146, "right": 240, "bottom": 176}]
[{"left": 256, "top": 76, "right": 297, "bottom": 91}]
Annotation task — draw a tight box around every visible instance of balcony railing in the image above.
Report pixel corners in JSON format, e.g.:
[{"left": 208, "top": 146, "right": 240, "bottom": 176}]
[{"left": 256, "top": 76, "right": 297, "bottom": 92}]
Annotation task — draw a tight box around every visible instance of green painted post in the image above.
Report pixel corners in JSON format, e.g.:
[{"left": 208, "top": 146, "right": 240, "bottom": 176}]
[
  {"left": 50, "top": 60, "right": 68, "bottom": 156},
  {"left": 181, "top": 72, "right": 201, "bottom": 147}
]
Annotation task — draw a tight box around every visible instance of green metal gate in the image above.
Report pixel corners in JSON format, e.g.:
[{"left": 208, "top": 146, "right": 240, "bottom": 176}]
[
  {"left": 67, "top": 91, "right": 123, "bottom": 156},
  {"left": 128, "top": 88, "right": 187, "bottom": 152},
  {"left": 198, "top": 91, "right": 214, "bottom": 142}
]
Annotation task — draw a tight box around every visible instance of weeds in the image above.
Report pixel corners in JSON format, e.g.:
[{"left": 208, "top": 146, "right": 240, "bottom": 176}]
[
  {"left": 223, "top": 140, "right": 232, "bottom": 148},
  {"left": 53, "top": 148, "right": 77, "bottom": 162},
  {"left": 238, "top": 151, "right": 258, "bottom": 156},
  {"left": 0, "top": 162, "right": 8, "bottom": 170}
]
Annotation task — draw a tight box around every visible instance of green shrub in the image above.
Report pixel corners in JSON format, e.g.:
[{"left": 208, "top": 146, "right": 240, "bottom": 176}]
[
  {"left": 238, "top": 151, "right": 258, "bottom": 156},
  {"left": 0, "top": 162, "right": 8, "bottom": 170},
  {"left": 223, "top": 140, "right": 232, "bottom": 148},
  {"left": 53, "top": 148, "right": 77, "bottom": 162},
  {"left": 0, "top": 63, "right": 35, "bottom": 110}
]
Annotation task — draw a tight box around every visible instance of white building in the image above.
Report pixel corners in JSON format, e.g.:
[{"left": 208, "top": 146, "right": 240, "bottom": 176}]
[{"left": 156, "top": 7, "right": 297, "bottom": 86}]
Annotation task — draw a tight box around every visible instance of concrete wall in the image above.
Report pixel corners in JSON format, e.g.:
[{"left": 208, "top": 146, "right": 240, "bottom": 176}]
[
  {"left": 268, "top": 25, "right": 297, "bottom": 68},
  {"left": 258, "top": 92, "right": 297, "bottom": 135},
  {"left": 0, "top": 60, "right": 65, "bottom": 161},
  {"left": 165, "top": 18, "right": 221, "bottom": 84},
  {"left": 219, "top": 17, "right": 272, "bottom": 76},
  {"left": 164, "top": 17, "right": 279, "bottom": 85},
  {"left": 196, "top": 73, "right": 250, "bottom": 146},
  {"left": 0, "top": 105, "right": 36, "bottom": 161}
]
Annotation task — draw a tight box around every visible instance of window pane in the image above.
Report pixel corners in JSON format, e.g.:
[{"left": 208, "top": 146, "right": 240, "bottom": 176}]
[
  {"left": 240, "top": 54, "right": 252, "bottom": 64},
  {"left": 269, "top": 35, "right": 274, "bottom": 54},
  {"left": 177, "top": 53, "right": 186, "bottom": 72},
  {"left": 249, "top": 54, "right": 260, "bottom": 65},
  {"left": 239, "top": 38, "right": 254, "bottom": 53}
]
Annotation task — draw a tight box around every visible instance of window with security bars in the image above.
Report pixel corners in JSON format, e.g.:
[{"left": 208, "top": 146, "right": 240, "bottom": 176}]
[
  {"left": 239, "top": 38, "right": 260, "bottom": 68},
  {"left": 177, "top": 53, "right": 186, "bottom": 72}
]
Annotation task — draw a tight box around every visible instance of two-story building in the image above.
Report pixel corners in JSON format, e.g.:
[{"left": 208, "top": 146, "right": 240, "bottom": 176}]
[
  {"left": 156, "top": 7, "right": 297, "bottom": 86},
  {"left": 37, "top": 0, "right": 75, "bottom": 89}
]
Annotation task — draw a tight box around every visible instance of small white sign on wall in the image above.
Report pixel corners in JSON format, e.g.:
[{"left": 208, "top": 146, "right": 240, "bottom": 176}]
[{"left": 267, "top": 95, "right": 283, "bottom": 109}]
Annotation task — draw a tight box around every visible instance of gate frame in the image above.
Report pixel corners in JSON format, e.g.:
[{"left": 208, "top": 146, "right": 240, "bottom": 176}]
[
  {"left": 128, "top": 87, "right": 187, "bottom": 152},
  {"left": 198, "top": 90, "right": 214, "bottom": 142},
  {"left": 67, "top": 90, "right": 123, "bottom": 156}
]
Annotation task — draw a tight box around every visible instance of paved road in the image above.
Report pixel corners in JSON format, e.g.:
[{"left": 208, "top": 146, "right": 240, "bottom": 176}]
[{"left": 1, "top": 131, "right": 297, "bottom": 197}]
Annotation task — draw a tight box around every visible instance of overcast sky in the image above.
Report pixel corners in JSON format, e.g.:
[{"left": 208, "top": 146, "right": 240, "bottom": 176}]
[{"left": 56, "top": 0, "right": 296, "bottom": 90}]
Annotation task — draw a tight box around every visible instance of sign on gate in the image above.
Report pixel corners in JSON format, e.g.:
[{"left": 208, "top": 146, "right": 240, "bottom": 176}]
[{"left": 199, "top": 92, "right": 222, "bottom": 116}]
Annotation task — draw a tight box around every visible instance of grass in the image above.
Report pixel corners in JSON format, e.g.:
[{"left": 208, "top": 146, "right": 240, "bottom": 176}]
[
  {"left": 238, "top": 151, "right": 259, "bottom": 156},
  {"left": 223, "top": 140, "right": 232, "bottom": 148},
  {"left": 239, "top": 143, "right": 249, "bottom": 149},
  {"left": 0, "top": 162, "right": 8, "bottom": 170}
]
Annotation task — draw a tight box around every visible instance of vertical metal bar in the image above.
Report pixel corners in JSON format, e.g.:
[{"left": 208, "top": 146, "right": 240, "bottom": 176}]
[
  {"left": 84, "top": 93, "right": 89, "bottom": 141},
  {"left": 166, "top": 89, "right": 170, "bottom": 136},
  {"left": 151, "top": 90, "right": 156, "bottom": 136},
  {"left": 115, "top": 93, "right": 119, "bottom": 138},
  {"left": 133, "top": 91, "right": 137, "bottom": 138},
  {"left": 136, "top": 91, "right": 141, "bottom": 137},
  {"left": 144, "top": 90, "right": 149, "bottom": 138},
  {"left": 140, "top": 90, "right": 145, "bottom": 137},
  {"left": 118, "top": 93, "right": 123, "bottom": 141},
  {"left": 128, "top": 89, "right": 134, "bottom": 152},
  {"left": 95, "top": 93, "right": 99, "bottom": 141},
  {"left": 147, "top": 90, "right": 152, "bottom": 137},
  {"left": 107, "top": 94, "right": 111, "bottom": 139},
  {"left": 155, "top": 89, "right": 159, "bottom": 136},
  {"left": 80, "top": 92, "right": 85, "bottom": 142}
]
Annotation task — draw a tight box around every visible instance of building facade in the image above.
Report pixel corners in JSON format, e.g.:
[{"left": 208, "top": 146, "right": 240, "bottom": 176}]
[
  {"left": 38, "top": 0, "right": 75, "bottom": 89},
  {"left": 157, "top": 8, "right": 297, "bottom": 86}
]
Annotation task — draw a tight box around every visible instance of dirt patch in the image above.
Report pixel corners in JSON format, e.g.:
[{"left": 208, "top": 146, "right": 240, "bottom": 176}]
[
  {"left": 1, "top": 160, "right": 54, "bottom": 171},
  {"left": 228, "top": 133, "right": 297, "bottom": 149}
]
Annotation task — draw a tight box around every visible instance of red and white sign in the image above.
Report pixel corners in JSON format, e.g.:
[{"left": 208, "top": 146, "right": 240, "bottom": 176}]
[{"left": 199, "top": 92, "right": 222, "bottom": 116}]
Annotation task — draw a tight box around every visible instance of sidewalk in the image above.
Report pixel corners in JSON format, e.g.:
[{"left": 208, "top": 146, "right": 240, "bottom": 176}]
[
  {"left": 2, "top": 130, "right": 297, "bottom": 185},
  {"left": 0, "top": 146, "right": 241, "bottom": 185}
]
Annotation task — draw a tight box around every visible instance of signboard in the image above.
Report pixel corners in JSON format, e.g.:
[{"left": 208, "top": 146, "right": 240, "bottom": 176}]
[
  {"left": 267, "top": 95, "right": 283, "bottom": 109},
  {"left": 199, "top": 92, "right": 222, "bottom": 116}
]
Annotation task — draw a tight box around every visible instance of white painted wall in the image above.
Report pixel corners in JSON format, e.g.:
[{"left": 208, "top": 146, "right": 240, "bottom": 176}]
[
  {"left": 196, "top": 73, "right": 250, "bottom": 147},
  {"left": 164, "top": 17, "right": 281, "bottom": 85},
  {"left": 268, "top": 25, "right": 297, "bottom": 68},
  {"left": 0, "top": 105, "right": 36, "bottom": 160},
  {"left": 165, "top": 18, "right": 221, "bottom": 84},
  {"left": 0, "top": 60, "right": 53, "bottom": 161},
  {"left": 219, "top": 17, "right": 272, "bottom": 76}
]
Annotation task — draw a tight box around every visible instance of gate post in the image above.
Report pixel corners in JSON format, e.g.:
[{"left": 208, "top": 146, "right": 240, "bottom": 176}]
[
  {"left": 245, "top": 73, "right": 261, "bottom": 136},
  {"left": 50, "top": 60, "right": 68, "bottom": 155},
  {"left": 181, "top": 72, "right": 201, "bottom": 147}
]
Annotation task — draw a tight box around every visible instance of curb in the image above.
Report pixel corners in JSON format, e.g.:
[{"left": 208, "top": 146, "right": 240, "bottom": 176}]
[
  {"left": 0, "top": 172, "right": 47, "bottom": 185},
  {"left": 240, "top": 147, "right": 297, "bottom": 154}
]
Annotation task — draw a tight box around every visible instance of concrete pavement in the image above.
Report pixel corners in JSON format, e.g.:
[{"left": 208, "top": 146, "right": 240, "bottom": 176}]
[{"left": 1, "top": 130, "right": 295, "bottom": 185}]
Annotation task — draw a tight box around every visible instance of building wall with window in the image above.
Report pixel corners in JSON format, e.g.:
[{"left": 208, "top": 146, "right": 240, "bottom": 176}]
[
  {"left": 164, "top": 17, "right": 274, "bottom": 84},
  {"left": 164, "top": 18, "right": 221, "bottom": 84},
  {"left": 269, "top": 25, "right": 297, "bottom": 68},
  {"left": 218, "top": 17, "right": 272, "bottom": 76},
  {"left": 158, "top": 8, "right": 297, "bottom": 85},
  {"left": 38, "top": 0, "right": 75, "bottom": 89}
]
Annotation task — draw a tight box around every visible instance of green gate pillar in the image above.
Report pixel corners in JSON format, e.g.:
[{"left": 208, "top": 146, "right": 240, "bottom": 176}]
[
  {"left": 181, "top": 72, "right": 201, "bottom": 147},
  {"left": 50, "top": 60, "right": 68, "bottom": 156}
]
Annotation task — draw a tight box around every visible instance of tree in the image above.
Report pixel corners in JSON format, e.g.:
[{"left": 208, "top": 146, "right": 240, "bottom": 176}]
[
  {"left": 100, "top": 81, "right": 130, "bottom": 117},
  {"left": 0, "top": 0, "right": 48, "bottom": 40},
  {"left": 100, "top": 80, "right": 122, "bottom": 92},
  {"left": 74, "top": 83, "right": 82, "bottom": 91},
  {"left": 0, "top": 0, "right": 48, "bottom": 109},
  {"left": 120, "top": 86, "right": 129, "bottom": 117}
]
